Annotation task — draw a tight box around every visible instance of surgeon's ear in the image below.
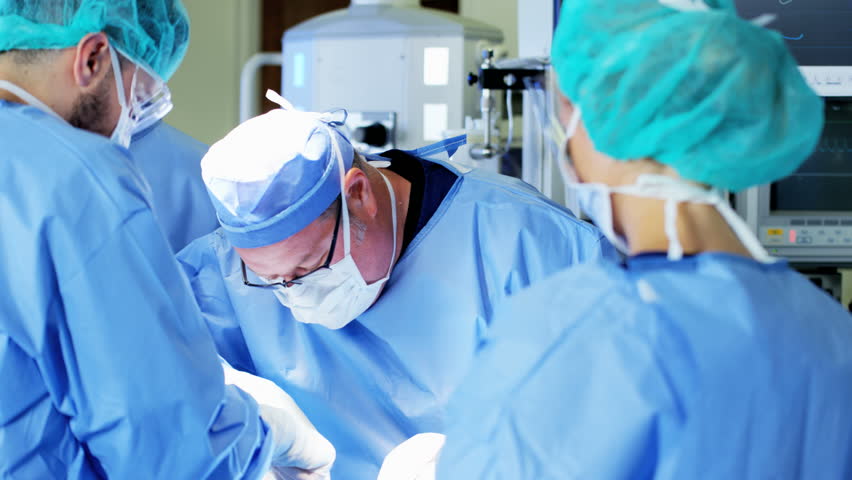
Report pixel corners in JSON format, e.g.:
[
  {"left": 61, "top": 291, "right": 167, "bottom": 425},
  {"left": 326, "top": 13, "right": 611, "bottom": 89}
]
[
  {"left": 343, "top": 168, "right": 378, "bottom": 219},
  {"left": 72, "top": 33, "right": 111, "bottom": 92}
]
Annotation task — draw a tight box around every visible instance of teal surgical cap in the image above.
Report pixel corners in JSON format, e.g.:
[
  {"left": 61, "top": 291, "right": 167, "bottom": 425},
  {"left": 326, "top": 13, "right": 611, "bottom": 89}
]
[
  {"left": 552, "top": 0, "right": 824, "bottom": 191},
  {"left": 0, "top": 0, "right": 189, "bottom": 81},
  {"left": 202, "top": 107, "right": 355, "bottom": 249}
]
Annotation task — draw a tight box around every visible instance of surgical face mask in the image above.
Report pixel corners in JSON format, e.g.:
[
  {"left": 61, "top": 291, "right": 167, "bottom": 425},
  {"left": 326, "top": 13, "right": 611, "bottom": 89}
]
[
  {"left": 573, "top": 183, "right": 631, "bottom": 254},
  {"left": 554, "top": 104, "right": 582, "bottom": 185},
  {"left": 554, "top": 105, "right": 772, "bottom": 262},
  {"left": 108, "top": 47, "right": 173, "bottom": 148},
  {"left": 553, "top": 106, "right": 630, "bottom": 252},
  {"left": 271, "top": 152, "right": 398, "bottom": 329},
  {"left": 109, "top": 46, "right": 133, "bottom": 147}
]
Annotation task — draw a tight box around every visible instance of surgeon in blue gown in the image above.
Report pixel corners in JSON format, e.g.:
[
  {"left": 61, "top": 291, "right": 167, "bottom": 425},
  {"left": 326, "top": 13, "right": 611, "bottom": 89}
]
[
  {"left": 434, "top": 1, "right": 852, "bottom": 478},
  {"left": 130, "top": 120, "right": 218, "bottom": 252},
  {"left": 177, "top": 92, "right": 616, "bottom": 479},
  {"left": 0, "top": 1, "right": 333, "bottom": 478}
]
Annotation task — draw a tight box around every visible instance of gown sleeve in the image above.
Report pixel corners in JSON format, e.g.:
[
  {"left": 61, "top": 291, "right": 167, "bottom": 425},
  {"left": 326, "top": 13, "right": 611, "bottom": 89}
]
[{"left": 43, "top": 207, "right": 274, "bottom": 479}]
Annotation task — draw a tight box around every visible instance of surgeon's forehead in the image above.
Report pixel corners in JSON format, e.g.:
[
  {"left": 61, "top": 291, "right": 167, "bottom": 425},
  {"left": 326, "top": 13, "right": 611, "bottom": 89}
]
[{"left": 242, "top": 214, "right": 331, "bottom": 272}]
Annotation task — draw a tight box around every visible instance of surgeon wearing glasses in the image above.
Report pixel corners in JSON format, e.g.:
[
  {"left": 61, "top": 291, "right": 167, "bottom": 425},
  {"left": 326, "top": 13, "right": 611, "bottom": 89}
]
[{"left": 177, "top": 91, "right": 617, "bottom": 478}]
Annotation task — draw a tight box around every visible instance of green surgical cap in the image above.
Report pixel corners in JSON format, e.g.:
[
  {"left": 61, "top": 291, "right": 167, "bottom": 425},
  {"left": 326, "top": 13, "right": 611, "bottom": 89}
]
[
  {"left": 0, "top": 0, "right": 189, "bottom": 81},
  {"left": 552, "top": 0, "right": 824, "bottom": 191}
]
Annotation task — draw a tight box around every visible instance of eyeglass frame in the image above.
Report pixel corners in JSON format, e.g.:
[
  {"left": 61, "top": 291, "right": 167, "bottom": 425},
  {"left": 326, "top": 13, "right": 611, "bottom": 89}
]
[{"left": 241, "top": 196, "right": 342, "bottom": 289}]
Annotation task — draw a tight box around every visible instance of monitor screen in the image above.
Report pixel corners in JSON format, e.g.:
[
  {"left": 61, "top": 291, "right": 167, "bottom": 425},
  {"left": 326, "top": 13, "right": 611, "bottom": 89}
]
[
  {"left": 736, "top": 0, "right": 852, "bottom": 66},
  {"left": 771, "top": 102, "right": 852, "bottom": 212},
  {"left": 735, "top": 0, "right": 852, "bottom": 96}
]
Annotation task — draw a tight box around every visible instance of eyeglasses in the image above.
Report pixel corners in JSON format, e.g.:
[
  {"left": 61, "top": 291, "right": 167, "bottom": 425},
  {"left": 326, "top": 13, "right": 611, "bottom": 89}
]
[
  {"left": 130, "top": 82, "right": 173, "bottom": 134},
  {"left": 113, "top": 49, "right": 174, "bottom": 135},
  {"left": 241, "top": 197, "right": 342, "bottom": 289}
]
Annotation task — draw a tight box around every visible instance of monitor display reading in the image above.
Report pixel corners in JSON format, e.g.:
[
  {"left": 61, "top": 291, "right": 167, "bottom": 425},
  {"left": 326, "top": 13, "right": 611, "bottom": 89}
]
[
  {"left": 735, "top": 0, "right": 852, "bottom": 67},
  {"left": 771, "top": 103, "right": 852, "bottom": 212}
]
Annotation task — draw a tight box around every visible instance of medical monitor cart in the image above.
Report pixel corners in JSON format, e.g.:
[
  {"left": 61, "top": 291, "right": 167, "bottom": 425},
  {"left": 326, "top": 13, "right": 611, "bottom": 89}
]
[{"left": 734, "top": 0, "right": 852, "bottom": 309}]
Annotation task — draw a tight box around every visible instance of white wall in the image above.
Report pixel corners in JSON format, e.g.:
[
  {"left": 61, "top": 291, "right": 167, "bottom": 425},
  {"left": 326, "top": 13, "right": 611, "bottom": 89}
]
[
  {"left": 166, "top": 0, "right": 261, "bottom": 145},
  {"left": 459, "top": 0, "right": 519, "bottom": 58}
]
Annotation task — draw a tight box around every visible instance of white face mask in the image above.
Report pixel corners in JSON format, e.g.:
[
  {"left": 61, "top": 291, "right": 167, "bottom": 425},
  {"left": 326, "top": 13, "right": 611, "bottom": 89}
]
[
  {"left": 271, "top": 145, "right": 398, "bottom": 329},
  {"left": 573, "top": 182, "right": 631, "bottom": 254},
  {"left": 555, "top": 106, "right": 630, "bottom": 253},
  {"left": 555, "top": 105, "right": 773, "bottom": 263}
]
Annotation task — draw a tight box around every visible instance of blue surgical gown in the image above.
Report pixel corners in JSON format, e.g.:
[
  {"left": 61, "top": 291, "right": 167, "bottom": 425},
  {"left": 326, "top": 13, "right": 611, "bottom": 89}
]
[
  {"left": 0, "top": 101, "right": 274, "bottom": 479},
  {"left": 437, "top": 253, "right": 852, "bottom": 479},
  {"left": 177, "top": 158, "right": 616, "bottom": 479},
  {"left": 129, "top": 121, "right": 218, "bottom": 253}
]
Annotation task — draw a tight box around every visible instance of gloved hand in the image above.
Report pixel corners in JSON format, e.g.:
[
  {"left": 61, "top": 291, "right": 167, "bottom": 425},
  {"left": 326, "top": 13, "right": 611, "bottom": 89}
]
[
  {"left": 222, "top": 363, "right": 335, "bottom": 479},
  {"left": 377, "top": 433, "right": 446, "bottom": 480}
]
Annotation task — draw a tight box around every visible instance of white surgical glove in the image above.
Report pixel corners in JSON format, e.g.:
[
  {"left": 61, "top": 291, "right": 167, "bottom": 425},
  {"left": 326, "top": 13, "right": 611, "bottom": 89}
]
[
  {"left": 377, "top": 433, "right": 445, "bottom": 480},
  {"left": 223, "top": 363, "right": 336, "bottom": 479}
]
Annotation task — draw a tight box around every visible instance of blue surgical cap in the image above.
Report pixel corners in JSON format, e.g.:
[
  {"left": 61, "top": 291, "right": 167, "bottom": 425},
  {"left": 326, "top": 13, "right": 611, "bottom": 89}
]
[
  {"left": 202, "top": 108, "right": 355, "bottom": 249},
  {"left": 552, "top": 0, "right": 824, "bottom": 192},
  {"left": 0, "top": 0, "right": 190, "bottom": 81}
]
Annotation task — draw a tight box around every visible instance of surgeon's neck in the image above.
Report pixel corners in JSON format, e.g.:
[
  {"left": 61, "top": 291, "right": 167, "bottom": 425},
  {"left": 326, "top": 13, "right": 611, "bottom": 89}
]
[
  {"left": 0, "top": 51, "right": 75, "bottom": 118},
  {"left": 613, "top": 193, "right": 752, "bottom": 258},
  {"left": 0, "top": 57, "right": 25, "bottom": 103}
]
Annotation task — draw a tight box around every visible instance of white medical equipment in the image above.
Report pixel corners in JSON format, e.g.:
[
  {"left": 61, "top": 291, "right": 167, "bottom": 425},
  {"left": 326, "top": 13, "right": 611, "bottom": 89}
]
[{"left": 240, "top": 0, "right": 502, "bottom": 156}]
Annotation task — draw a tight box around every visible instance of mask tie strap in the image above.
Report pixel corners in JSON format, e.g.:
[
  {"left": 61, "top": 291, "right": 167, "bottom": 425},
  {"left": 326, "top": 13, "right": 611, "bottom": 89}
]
[
  {"left": 325, "top": 123, "right": 352, "bottom": 257},
  {"left": 0, "top": 79, "right": 64, "bottom": 121},
  {"left": 665, "top": 198, "right": 684, "bottom": 260},
  {"left": 266, "top": 89, "right": 349, "bottom": 126},
  {"left": 713, "top": 196, "right": 775, "bottom": 263},
  {"left": 109, "top": 46, "right": 130, "bottom": 118},
  {"left": 266, "top": 89, "right": 296, "bottom": 110},
  {"left": 376, "top": 172, "right": 397, "bottom": 278},
  {"left": 619, "top": 175, "right": 774, "bottom": 263}
]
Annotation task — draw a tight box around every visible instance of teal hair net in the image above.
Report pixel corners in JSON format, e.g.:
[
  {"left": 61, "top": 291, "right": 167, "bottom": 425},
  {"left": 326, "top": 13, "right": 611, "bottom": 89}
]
[
  {"left": 552, "top": 0, "right": 824, "bottom": 191},
  {"left": 0, "top": 0, "right": 189, "bottom": 81}
]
